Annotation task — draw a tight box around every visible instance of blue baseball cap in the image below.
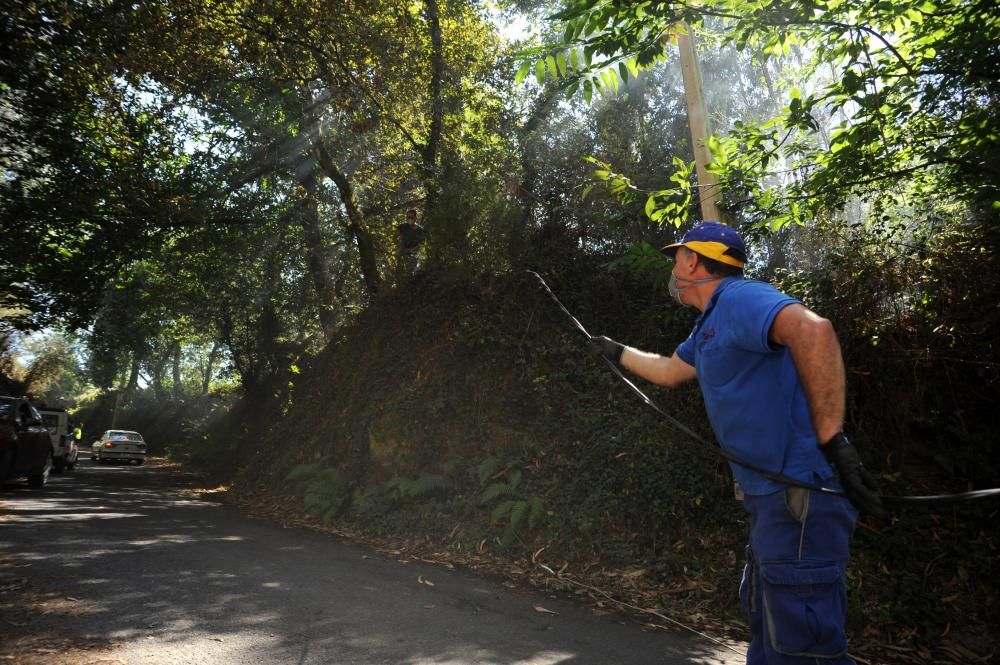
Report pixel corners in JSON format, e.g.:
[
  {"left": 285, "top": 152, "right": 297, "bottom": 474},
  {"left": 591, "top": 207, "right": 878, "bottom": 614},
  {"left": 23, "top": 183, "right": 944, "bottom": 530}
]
[{"left": 661, "top": 221, "right": 747, "bottom": 268}]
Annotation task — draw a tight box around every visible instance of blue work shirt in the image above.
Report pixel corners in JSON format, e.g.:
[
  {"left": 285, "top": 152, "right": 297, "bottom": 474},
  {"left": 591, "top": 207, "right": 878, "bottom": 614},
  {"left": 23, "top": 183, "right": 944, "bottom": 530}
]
[{"left": 675, "top": 278, "right": 834, "bottom": 496}]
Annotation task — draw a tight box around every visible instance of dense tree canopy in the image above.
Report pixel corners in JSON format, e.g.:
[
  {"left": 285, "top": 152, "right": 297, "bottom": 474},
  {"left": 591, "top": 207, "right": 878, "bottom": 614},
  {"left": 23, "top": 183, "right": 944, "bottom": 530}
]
[
  {"left": 1, "top": 0, "right": 997, "bottom": 412},
  {"left": 527, "top": 0, "right": 1000, "bottom": 228},
  {"left": 2, "top": 0, "right": 522, "bottom": 392}
]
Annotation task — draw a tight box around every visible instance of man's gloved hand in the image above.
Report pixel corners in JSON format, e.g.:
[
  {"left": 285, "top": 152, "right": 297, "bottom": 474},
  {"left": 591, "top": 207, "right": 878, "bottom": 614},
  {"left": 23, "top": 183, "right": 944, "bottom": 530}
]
[
  {"left": 589, "top": 335, "right": 625, "bottom": 367},
  {"left": 821, "top": 432, "right": 888, "bottom": 520}
]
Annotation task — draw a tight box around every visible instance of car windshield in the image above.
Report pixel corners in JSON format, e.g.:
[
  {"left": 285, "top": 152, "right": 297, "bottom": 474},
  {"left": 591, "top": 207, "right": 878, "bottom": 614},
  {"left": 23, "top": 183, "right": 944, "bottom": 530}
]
[{"left": 0, "top": 400, "right": 11, "bottom": 419}]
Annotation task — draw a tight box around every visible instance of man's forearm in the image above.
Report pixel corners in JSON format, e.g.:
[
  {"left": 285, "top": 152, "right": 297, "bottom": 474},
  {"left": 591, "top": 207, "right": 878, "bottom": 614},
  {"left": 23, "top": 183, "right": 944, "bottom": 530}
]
[{"left": 621, "top": 348, "right": 696, "bottom": 387}]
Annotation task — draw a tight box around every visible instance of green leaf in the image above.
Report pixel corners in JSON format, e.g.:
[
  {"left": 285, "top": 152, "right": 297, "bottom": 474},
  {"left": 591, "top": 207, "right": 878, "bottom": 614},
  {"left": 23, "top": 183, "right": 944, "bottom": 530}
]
[
  {"left": 508, "top": 468, "right": 522, "bottom": 489},
  {"left": 534, "top": 59, "right": 546, "bottom": 85},
  {"left": 510, "top": 500, "right": 529, "bottom": 530},
  {"left": 480, "top": 482, "right": 513, "bottom": 504},
  {"left": 515, "top": 60, "right": 531, "bottom": 85},
  {"left": 600, "top": 69, "right": 614, "bottom": 93},
  {"left": 546, "top": 55, "right": 559, "bottom": 80},
  {"left": 528, "top": 497, "right": 544, "bottom": 529},
  {"left": 491, "top": 500, "right": 514, "bottom": 524}
]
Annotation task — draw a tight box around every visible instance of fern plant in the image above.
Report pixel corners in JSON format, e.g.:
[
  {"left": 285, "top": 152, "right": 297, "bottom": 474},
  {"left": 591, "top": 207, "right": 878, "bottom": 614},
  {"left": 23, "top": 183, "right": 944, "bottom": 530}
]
[
  {"left": 491, "top": 496, "right": 545, "bottom": 547},
  {"left": 408, "top": 472, "right": 450, "bottom": 498},
  {"left": 476, "top": 455, "right": 502, "bottom": 486},
  {"left": 352, "top": 472, "right": 452, "bottom": 519},
  {"left": 286, "top": 463, "right": 322, "bottom": 484},
  {"left": 385, "top": 472, "right": 450, "bottom": 501},
  {"left": 287, "top": 464, "right": 349, "bottom": 526},
  {"left": 479, "top": 468, "right": 521, "bottom": 504},
  {"left": 475, "top": 457, "right": 544, "bottom": 547}
]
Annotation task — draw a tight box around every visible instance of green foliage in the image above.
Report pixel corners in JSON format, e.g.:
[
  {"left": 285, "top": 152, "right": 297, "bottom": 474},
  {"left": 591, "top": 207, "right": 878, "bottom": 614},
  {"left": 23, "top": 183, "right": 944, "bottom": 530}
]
[
  {"left": 352, "top": 483, "right": 395, "bottom": 519},
  {"left": 536, "top": 0, "right": 1000, "bottom": 229},
  {"left": 490, "top": 496, "right": 545, "bottom": 547},
  {"left": 479, "top": 469, "right": 522, "bottom": 504},
  {"left": 0, "top": 0, "right": 521, "bottom": 390},
  {"left": 771, "top": 216, "right": 1000, "bottom": 494},
  {"left": 286, "top": 463, "right": 323, "bottom": 484},
  {"left": 410, "top": 473, "right": 450, "bottom": 497},
  {"left": 609, "top": 242, "right": 674, "bottom": 291},
  {"left": 586, "top": 156, "right": 694, "bottom": 229},
  {"left": 352, "top": 472, "right": 452, "bottom": 522},
  {"left": 388, "top": 473, "right": 451, "bottom": 500},
  {"left": 474, "top": 456, "right": 546, "bottom": 547},
  {"left": 1, "top": 331, "right": 87, "bottom": 406},
  {"left": 475, "top": 455, "right": 502, "bottom": 486},
  {"left": 287, "top": 464, "right": 350, "bottom": 525},
  {"left": 519, "top": 41, "right": 642, "bottom": 103}
]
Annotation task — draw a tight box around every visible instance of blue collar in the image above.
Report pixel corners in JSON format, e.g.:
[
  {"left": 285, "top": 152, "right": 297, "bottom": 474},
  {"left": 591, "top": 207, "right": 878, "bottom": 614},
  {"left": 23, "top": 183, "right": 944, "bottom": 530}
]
[{"left": 694, "top": 276, "right": 743, "bottom": 324}]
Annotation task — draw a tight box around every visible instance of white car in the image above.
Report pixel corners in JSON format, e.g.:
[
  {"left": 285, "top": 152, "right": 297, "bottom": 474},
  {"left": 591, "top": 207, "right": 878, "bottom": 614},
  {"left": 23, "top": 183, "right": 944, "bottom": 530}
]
[
  {"left": 38, "top": 408, "right": 78, "bottom": 472},
  {"left": 91, "top": 430, "right": 146, "bottom": 465}
]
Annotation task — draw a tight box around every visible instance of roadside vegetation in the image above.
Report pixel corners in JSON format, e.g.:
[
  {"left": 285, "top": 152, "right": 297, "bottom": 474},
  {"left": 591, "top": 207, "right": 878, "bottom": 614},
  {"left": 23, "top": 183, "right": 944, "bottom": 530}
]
[{"left": 2, "top": 1, "right": 998, "bottom": 663}]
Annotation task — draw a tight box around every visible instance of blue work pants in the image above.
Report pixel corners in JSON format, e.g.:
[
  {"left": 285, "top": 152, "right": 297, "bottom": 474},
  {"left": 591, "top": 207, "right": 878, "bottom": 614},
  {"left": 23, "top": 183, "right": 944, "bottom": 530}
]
[{"left": 739, "top": 485, "right": 858, "bottom": 664}]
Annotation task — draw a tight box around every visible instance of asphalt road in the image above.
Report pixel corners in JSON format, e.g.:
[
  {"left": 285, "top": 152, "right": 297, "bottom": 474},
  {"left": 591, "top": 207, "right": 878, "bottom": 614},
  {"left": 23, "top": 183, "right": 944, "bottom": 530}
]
[{"left": 1, "top": 456, "right": 746, "bottom": 665}]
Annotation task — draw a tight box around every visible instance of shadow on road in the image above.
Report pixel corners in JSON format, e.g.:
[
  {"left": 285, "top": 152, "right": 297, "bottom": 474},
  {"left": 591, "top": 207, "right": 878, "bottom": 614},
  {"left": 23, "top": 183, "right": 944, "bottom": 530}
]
[{"left": 1, "top": 458, "right": 743, "bottom": 665}]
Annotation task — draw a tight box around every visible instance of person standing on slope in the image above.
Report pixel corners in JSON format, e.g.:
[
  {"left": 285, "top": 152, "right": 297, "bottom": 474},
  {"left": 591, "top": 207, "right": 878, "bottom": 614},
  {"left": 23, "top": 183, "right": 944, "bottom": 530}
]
[{"left": 590, "top": 220, "right": 886, "bottom": 665}]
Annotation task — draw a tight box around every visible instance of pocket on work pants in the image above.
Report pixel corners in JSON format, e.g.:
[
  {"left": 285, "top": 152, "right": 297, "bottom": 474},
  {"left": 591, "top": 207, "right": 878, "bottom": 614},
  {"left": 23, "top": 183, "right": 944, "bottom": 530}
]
[{"left": 759, "top": 561, "right": 848, "bottom": 658}]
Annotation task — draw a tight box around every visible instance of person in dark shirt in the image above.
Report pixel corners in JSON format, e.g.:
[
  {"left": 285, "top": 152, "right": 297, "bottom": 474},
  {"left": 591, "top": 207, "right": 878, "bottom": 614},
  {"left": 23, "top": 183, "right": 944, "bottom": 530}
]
[{"left": 397, "top": 208, "right": 426, "bottom": 277}]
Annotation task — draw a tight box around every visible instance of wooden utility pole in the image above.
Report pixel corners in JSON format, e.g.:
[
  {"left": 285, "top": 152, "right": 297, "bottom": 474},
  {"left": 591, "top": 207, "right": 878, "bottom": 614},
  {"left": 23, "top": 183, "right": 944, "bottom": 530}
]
[{"left": 672, "top": 22, "right": 723, "bottom": 222}]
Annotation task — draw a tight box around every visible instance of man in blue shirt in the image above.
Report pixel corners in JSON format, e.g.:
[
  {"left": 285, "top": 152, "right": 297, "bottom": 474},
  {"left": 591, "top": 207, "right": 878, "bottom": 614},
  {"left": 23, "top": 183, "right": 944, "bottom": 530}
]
[{"left": 591, "top": 221, "right": 885, "bottom": 665}]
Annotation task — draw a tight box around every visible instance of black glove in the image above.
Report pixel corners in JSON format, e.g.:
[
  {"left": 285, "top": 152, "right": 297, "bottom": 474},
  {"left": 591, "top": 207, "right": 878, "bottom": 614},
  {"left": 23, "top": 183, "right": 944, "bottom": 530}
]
[
  {"left": 821, "top": 432, "right": 888, "bottom": 520},
  {"left": 589, "top": 335, "right": 625, "bottom": 367}
]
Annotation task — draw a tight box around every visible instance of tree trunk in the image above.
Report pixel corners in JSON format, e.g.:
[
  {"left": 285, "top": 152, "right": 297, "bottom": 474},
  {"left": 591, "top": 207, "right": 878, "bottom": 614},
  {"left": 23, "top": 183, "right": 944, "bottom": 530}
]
[
  {"left": 172, "top": 341, "right": 182, "bottom": 400},
  {"left": 202, "top": 341, "right": 220, "bottom": 395},
  {"left": 420, "top": 0, "right": 444, "bottom": 215},
  {"left": 315, "top": 140, "right": 381, "bottom": 298},
  {"left": 517, "top": 88, "right": 559, "bottom": 228},
  {"left": 123, "top": 353, "right": 140, "bottom": 405},
  {"left": 220, "top": 312, "right": 255, "bottom": 396},
  {"left": 297, "top": 168, "right": 338, "bottom": 338},
  {"left": 151, "top": 354, "right": 167, "bottom": 402}
]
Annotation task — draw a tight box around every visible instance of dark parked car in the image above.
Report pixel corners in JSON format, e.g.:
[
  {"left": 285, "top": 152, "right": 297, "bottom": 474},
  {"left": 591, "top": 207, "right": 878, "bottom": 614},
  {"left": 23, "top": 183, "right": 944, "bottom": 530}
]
[{"left": 0, "top": 396, "right": 54, "bottom": 487}]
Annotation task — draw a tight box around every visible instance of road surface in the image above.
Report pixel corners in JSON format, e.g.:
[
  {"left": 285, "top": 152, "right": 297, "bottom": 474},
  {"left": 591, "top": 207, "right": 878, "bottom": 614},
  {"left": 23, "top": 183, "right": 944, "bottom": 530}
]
[{"left": 1, "top": 456, "right": 745, "bottom": 664}]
